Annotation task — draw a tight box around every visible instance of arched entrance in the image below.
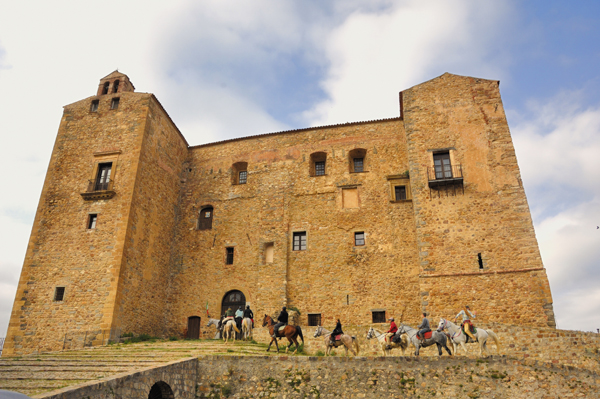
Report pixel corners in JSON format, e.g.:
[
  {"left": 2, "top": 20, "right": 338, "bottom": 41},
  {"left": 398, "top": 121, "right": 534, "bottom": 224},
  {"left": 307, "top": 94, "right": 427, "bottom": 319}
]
[
  {"left": 187, "top": 316, "right": 201, "bottom": 339},
  {"left": 148, "top": 381, "right": 174, "bottom": 399},
  {"left": 221, "top": 290, "right": 246, "bottom": 316}
]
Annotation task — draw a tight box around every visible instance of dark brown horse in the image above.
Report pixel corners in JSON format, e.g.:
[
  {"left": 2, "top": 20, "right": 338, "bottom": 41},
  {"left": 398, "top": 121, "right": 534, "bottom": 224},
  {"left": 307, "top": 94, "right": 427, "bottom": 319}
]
[{"left": 262, "top": 315, "right": 304, "bottom": 354}]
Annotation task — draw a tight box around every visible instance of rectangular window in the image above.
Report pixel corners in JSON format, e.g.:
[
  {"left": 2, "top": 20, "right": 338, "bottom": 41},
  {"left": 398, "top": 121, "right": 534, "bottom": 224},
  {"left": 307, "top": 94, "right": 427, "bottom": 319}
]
[
  {"left": 110, "top": 97, "right": 120, "bottom": 110},
  {"left": 54, "top": 287, "right": 65, "bottom": 302},
  {"left": 95, "top": 163, "right": 112, "bottom": 191},
  {"left": 394, "top": 185, "right": 407, "bottom": 201},
  {"left": 293, "top": 232, "right": 307, "bottom": 251},
  {"left": 88, "top": 214, "right": 97, "bottom": 229},
  {"left": 308, "top": 313, "right": 321, "bottom": 327},
  {"left": 90, "top": 100, "right": 99, "bottom": 112},
  {"left": 433, "top": 152, "right": 452, "bottom": 179},
  {"left": 372, "top": 311, "right": 386, "bottom": 323},
  {"left": 225, "top": 247, "right": 234, "bottom": 265},
  {"left": 239, "top": 171, "right": 247, "bottom": 184},
  {"left": 265, "top": 243, "right": 274, "bottom": 263},
  {"left": 315, "top": 161, "right": 325, "bottom": 176},
  {"left": 354, "top": 232, "right": 365, "bottom": 246},
  {"left": 353, "top": 158, "right": 364, "bottom": 173}
]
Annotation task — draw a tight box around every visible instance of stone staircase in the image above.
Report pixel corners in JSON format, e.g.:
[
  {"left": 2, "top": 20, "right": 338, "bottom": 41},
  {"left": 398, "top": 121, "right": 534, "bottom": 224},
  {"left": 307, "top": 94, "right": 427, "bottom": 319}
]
[{"left": 0, "top": 339, "right": 277, "bottom": 397}]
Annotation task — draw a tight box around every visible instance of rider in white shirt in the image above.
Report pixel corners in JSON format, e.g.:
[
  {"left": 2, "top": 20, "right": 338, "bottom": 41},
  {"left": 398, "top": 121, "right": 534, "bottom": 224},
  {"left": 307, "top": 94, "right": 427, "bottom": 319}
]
[{"left": 455, "top": 305, "right": 476, "bottom": 341}]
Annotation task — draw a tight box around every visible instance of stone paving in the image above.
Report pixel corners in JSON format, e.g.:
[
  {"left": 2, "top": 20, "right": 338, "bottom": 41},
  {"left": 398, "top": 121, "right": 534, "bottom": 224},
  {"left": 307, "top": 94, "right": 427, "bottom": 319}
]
[{"left": 0, "top": 339, "right": 278, "bottom": 397}]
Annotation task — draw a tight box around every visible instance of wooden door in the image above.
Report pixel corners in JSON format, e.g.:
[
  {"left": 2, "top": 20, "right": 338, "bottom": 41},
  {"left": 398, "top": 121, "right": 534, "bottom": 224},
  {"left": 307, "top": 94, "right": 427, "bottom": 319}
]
[{"left": 187, "top": 316, "right": 200, "bottom": 339}]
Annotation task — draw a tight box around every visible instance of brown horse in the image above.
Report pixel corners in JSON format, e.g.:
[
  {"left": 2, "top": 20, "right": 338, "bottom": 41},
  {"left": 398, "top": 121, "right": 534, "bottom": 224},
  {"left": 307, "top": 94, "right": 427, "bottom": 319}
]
[{"left": 262, "top": 315, "right": 305, "bottom": 354}]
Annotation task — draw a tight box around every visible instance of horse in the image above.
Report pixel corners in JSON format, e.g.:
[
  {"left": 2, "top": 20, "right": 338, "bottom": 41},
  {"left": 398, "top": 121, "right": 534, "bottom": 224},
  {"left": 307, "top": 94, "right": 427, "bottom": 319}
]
[
  {"left": 437, "top": 318, "right": 501, "bottom": 357},
  {"left": 241, "top": 317, "right": 253, "bottom": 340},
  {"left": 366, "top": 327, "right": 409, "bottom": 356},
  {"left": 206, "top": 318, "right": 223, "bottom": 339},
  {"left": 397, "top": 323, "right": 453, "bottom": 357},
  {"left": 222, "top": 319, "right": 240, "bottom": 343},
  {"left": 314, "top": 326, "right": 360, "bottom": 356},
  {"left": 262, "top": 315, "right": 304, "bottom": 354}
]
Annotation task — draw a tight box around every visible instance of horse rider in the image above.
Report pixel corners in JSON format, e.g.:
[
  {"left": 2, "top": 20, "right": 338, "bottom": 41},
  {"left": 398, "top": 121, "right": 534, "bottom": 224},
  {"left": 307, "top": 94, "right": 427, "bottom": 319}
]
[
  {"left": 455, "top": 305, "right": 476, "bottom": 342},
  {"left": 417, "top": 312, "right": 431, "bottom": 340},
  {"left": 243, "top": 305, "right": 254, "bottom": 328},
  {"left": 224, "top": 307, "right": 234, "bottom": 323},
  {"left": 271, "top": 306, "right": 288, "bottom": 338},
  {"left": 385, "top": 317, "right": 398, "bottom": 346},
  {"left": 235, "top": 306, "right": 244, "bottom": 331},
  {"left": 330, "top": 318, "right": 344, "bottom": 345}
]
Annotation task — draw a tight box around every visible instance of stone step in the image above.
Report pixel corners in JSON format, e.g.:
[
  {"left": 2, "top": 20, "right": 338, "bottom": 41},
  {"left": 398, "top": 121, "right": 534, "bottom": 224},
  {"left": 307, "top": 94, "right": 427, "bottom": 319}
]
[{"left": 0, "top": 372, "right": 107, "bottom": 380}]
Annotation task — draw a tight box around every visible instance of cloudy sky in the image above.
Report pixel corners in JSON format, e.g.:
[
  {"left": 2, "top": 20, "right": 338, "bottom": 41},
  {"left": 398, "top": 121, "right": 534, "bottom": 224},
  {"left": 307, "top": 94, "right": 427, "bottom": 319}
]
[{"left": 1, "top": 0, "right": 599, "bottom": 336}]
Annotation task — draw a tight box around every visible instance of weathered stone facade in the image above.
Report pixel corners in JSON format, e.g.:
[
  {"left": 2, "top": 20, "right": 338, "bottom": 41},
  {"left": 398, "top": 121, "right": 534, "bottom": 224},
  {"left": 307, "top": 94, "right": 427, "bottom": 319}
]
[{"left": 4, "top": 71, "right": 554, "bottom": 356}]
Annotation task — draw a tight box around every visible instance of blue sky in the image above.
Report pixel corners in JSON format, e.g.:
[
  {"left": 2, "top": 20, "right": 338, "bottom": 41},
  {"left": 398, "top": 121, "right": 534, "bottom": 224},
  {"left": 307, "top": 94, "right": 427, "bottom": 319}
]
[{"left": 0, "top": 0, "right": 599, "bottom": 336}]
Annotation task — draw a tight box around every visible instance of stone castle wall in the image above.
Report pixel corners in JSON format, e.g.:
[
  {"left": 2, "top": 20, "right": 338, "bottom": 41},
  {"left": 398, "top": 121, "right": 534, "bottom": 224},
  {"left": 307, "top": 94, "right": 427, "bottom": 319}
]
[{"left": 5, "top": 72, "right": 557, "bottom": 356}]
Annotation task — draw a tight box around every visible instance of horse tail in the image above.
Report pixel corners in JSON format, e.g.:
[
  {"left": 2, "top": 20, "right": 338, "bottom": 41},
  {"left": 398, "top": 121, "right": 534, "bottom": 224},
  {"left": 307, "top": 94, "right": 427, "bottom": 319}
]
[
  {"left": 233, "top": 324, "right": 240, "bottom": 333},
  {"left": 487, "top": 329, "right": 501, "bottom": 354},
  {"left": 296, "top": 326, "right": 304, "bottom": 343},
  {"left": 352, "top": 337, "right": 360, "bottom": 356}
]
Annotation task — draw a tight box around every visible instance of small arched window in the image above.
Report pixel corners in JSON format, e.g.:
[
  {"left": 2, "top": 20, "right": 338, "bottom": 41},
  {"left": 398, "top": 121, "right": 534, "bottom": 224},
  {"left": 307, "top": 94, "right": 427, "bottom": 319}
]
[
  {"left": 198, "top": 206, "right": 213, "bottom": 230},
  {"left": 112, "top": 80, "right": 120, "bottom": 93},
  {"left": 232, "top": 162, "right": 248, "bottom": 185},
  {"left": 102, "top": 82, "right": 110, "bottom": 95},
  {"left": 309, "top": 152, "right": 327, "bottom": 177},
  {"left": 349, "top": 148, "right": 367, "bottom": 173}
]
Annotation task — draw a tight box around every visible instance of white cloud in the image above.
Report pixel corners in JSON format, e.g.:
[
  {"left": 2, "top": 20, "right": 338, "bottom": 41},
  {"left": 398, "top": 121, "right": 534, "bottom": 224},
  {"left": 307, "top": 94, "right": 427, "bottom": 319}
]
[{"left": 512, "top": 93, "right": 600, "bottom": 331}]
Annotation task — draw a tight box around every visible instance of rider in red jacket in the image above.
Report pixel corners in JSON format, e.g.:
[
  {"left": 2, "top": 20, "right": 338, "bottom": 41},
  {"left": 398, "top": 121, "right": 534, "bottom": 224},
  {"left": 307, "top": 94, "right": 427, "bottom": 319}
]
[{"left": 385, "top": 317, "right": 398, "bottom": 345}]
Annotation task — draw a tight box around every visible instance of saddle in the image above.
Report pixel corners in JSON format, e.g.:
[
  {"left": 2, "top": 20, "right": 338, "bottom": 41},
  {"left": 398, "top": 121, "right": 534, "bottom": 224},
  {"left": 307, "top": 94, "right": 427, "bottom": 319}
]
[
  {"left": 392, "top": 334, "right": 403, "bottom": 344},
  {"left": 418, "top": 331, "right": 432, "bottom": 340},
  {"left": 334, "top": 334, "right": 342, "bottom": 341}
]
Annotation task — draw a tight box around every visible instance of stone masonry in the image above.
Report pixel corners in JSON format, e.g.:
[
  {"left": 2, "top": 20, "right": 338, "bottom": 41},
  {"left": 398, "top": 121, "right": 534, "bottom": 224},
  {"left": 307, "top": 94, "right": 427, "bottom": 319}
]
[{"left": 4, "top": 71, "right": 555, "bottom": 356}]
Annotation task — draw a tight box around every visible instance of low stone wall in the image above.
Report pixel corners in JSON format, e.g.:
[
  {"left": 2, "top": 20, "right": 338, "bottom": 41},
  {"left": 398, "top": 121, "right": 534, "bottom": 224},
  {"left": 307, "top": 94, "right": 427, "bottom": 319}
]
[
  {"left": 197, "top": 355, "right": 600, "bottom": 398},
  {"left": 36, "top": 358, "right": 197, "bottom": 399}
]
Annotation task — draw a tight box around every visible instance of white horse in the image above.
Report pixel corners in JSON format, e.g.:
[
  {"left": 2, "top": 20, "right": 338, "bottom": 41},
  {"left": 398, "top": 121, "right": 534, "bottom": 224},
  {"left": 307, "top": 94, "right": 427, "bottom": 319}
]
[
  {"left": 437, "top": 318, "right": 501, "bottom": 357},
  {"left": 366, "top": 327, "right": 409, "bottom": 356},
  {"left": 314, "top": 326, "right": 360, "bottom": 356},
  {"left": 206, "top": 318, "right": 223, "bottom": 339},
  {"left": 396, "top": 323, "right": 453, "bottom": 357},
  {"left": 222, "top": 319, "right": 240, "bottom": 343},
  {"left": 241, "top": 317, "right": 253, "bottom": 340}
]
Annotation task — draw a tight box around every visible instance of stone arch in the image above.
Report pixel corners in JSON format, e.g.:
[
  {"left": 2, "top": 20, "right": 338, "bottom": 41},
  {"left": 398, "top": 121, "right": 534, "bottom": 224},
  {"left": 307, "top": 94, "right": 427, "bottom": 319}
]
[
  {"left": 221, "top": 289, "right": 246, "bottom": 317},
  {"left": 113, "top": 79, "right": 120, "bottom": 93},
  {"left": 148, "top": 381, "right": 174, "bottom": 399},
  {"left": 102, "top": 81, "right": 110, "bottom": 95}
]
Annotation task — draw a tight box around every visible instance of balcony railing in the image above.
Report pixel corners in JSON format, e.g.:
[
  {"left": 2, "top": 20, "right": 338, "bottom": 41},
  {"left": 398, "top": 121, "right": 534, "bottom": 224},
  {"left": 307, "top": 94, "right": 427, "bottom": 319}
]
[
  {"left": 427, "top": 165, "right": 463, "bottom": 189},
  {"left": 81, "top": 179, "right": 116, "bottom": 200}
]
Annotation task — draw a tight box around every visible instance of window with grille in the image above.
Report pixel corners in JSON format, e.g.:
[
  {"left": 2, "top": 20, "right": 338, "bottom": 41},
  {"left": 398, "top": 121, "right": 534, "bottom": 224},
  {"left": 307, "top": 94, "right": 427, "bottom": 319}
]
[
  {"left": 308, "top": 314, "right": 321, "bottom": 326},
  {"left": 239, "top": 171, "right": 247, "bottom": 184},
  {"left": 225, "top": 247, "right": 234, "bottom": 265},
  {"left": 372, "top": 311, "right": 386, "bottom": 323},
  {"left": 354, "top": 232, "right": 365, "bottom": 246},
  {"left": 198, "top": 207, "right": 213, "bottom": 230},
  {"left": 90, "top": 100, "right": 99, "bottom": 112},
  {"left": 88, "top": 214, "right": 97, "bottom": 229},
  {"left": 54, "top": 287, "right": 65, "bottom": 301},
  {"left": 293, "top": 232, "right": 307, "bottom": 251},
  {"left": 395, "top": 185, "right": 407, "bottom": 201},
  {"left": 353, "top": 158, "right": 364, "bottom": 173},
  {"left": 315, "top": 161, "right": 325, "bottom": 176},
  {"left": 110, "top": 97, "right": 120, "bottom": 110}
]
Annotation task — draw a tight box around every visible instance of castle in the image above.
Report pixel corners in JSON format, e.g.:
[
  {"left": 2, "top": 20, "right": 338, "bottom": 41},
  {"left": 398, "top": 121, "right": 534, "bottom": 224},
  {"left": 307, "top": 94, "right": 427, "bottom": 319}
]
[{"left": 3, "top": 71, "right": 555, "bottom": 356}]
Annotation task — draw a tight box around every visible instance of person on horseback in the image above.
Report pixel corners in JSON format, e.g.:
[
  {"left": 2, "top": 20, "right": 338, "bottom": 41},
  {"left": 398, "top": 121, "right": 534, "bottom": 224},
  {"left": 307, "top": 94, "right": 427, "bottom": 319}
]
[
  {"left": 385, "top": 317, "right": 398, "bottom": 346},
  {"left": 243, "top": 305, "right": 254, "bottom": 328},
  {"left": 224, "top": 307, "right": 234, "bottom": 321},
  {"left": 330, "top": 318, "right": 343, "bottom": 344},
  {"left": 417, "top": 312, "right": 431, "bottom": 340},
  {"left": 455, "top": 305, "right": 476, "bottom": 342},
  {"left": 235, "top": 306, "right": 243, "bottom": 331},
  {"left": 272, "top": 306, "right": 288, "bottom": 338}
]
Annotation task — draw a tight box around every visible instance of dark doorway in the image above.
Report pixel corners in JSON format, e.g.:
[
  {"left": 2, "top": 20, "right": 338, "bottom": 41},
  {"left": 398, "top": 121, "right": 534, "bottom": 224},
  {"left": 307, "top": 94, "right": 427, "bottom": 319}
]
[
  {"left": 187, "top": 316, "right": 200, "bottom": 339},
  {"left": 148, "top": 381, "right": 174, "bottom": 399},
  {"left": 221, "top": 290, "right": 246, "bottom": 317}
]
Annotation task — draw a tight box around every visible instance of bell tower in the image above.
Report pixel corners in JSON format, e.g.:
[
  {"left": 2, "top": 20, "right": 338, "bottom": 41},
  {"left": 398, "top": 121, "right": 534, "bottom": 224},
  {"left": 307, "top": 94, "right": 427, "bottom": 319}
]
[{"left": 96, "top": 70, "right": 135, "bottom": 96}]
